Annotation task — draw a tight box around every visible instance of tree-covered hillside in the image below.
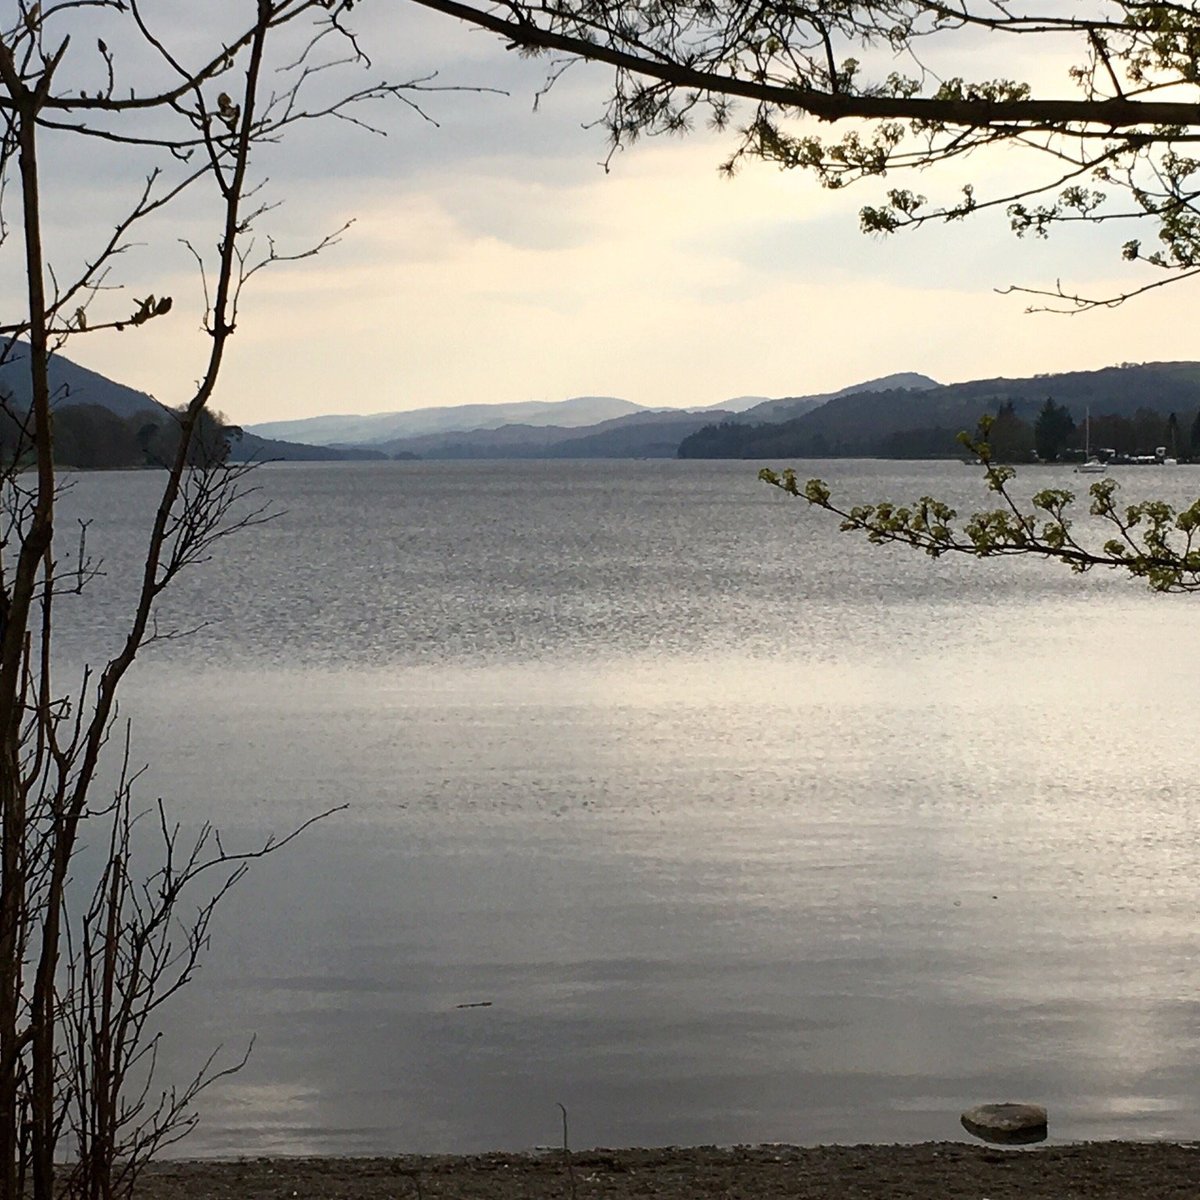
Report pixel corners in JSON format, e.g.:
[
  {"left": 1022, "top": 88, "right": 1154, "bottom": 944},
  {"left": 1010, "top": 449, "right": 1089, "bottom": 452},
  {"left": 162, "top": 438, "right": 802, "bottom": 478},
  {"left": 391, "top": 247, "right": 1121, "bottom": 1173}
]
[
  {"left": 0, "top": 402, "right": 236, "bottom": 470},
  {"left": 0, "top": 342, "right": 388, "bottom": 467},
  {"left": 0, "top": 341, "right": 162, "bottom": 418},
  {"left": 678, "top": 363, "right": 1200, "bottom": 459}
]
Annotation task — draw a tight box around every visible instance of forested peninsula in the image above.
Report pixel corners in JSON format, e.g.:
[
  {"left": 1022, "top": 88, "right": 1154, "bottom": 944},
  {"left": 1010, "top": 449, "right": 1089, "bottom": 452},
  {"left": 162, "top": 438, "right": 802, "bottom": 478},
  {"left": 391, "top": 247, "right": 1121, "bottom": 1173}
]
[
  {"left": 677, "top": 362, "right": 1200, "bottom": 462},
  {"left": 0, "top": 343, "right": 386, "bottom": 468}
]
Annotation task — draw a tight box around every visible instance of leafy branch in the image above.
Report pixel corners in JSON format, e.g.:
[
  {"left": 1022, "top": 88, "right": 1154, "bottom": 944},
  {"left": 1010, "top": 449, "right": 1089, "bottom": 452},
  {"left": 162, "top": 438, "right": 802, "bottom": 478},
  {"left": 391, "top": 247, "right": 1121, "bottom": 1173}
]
[
  {"left": 760, "top": 418, "right": 1200, "bottom": 592},
  {"left": 412, "top": 0, "right": 1200, "bottom": 308}
]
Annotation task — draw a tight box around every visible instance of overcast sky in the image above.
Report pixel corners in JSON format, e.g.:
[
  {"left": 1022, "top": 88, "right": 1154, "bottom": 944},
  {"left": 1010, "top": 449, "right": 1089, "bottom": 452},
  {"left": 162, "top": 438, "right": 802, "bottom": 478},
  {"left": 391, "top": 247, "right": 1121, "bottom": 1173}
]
[{"left": 14, "top": 2, "right": 1199, "bottom": 424}]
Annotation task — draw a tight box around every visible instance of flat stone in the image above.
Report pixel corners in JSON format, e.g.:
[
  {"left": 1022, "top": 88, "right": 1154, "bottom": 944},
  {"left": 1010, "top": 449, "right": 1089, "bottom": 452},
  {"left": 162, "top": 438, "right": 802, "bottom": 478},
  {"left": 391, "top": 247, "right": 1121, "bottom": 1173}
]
[{"left": 961, "top": 1103, "right": 1048, "bottom": 1145}]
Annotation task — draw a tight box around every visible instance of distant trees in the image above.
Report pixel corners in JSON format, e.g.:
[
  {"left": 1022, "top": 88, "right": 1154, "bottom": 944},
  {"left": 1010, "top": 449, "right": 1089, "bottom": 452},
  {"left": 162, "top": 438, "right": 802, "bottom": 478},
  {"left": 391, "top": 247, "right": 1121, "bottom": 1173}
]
[
  {"left": 678, "top": 394, "right": 1200, "bottom": 461},
  {"left": 0, "top": 395, "right": 238, "bottom": 471},
  {"left": 1132, "top": 408, "right": 1168, "bottom": 456},
  {"left": 876, "top": 427, "right": 962, "bottom": 458},
  {"left": 1167, "top": 414, "right": 1183, "bottom": 462},
  {"left": 1085, "top": 412, "right": 1133, "bottom": 456},
  {"left": 50, "top": 406, "right": 140, "bottom": 470},
  {"left": 141, "top": 408, "right": 237, "bottom": 470},
  {"left": 987, "top": 401, "right": 1034, "bottom": 463},
  {"left": 1033, "top": 400, "right": 1076, "bottom": 462},
  {"left": 1079, "top": 409, "right": 1181, "bottom": 458},
  {"left": 677, "top": 421, "right": 762, "bottom": 459}
]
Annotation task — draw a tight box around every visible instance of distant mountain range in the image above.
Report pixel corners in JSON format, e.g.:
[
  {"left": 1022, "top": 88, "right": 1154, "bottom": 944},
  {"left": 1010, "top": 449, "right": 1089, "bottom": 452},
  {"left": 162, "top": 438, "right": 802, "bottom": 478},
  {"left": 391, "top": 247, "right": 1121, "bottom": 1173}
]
[
  {"left": 13, "top": 350, "right": 1200, "bottom": 465},
  {"left": 246, "top": 372, "right": 939, "bottom": 459},
  {"left": 251, "top": 395, "right": 648, "bottom": 446}
]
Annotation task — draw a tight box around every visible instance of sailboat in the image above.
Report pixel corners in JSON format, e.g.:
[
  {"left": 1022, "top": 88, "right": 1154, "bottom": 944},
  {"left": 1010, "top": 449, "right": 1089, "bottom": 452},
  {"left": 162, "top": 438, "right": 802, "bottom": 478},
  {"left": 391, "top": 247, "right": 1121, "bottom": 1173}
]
[{"left": 1075, "top": 408, "right": 1106, "bottom": 474}]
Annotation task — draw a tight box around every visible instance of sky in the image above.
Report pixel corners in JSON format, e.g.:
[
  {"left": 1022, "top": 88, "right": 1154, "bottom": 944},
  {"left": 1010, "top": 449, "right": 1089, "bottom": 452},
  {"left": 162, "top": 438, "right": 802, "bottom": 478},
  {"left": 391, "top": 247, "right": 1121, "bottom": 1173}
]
[{"left": 10, "top": 1, "right": 1200, "bottom": 424}]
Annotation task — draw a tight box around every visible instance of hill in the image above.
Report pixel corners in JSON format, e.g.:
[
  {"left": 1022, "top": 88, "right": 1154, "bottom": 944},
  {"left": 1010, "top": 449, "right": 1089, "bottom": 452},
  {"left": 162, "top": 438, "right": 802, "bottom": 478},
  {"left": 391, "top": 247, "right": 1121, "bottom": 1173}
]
[
  {"left": 678, "top": 363, "right": 1200, "bottom": 459},
  {"left": 690, "top": 394, "right": 772, "bottom": 413},
  {"left": 0, "top": 344, "right": 383, "bottom": 466},
  {"left": 738, "top": 372, "right": 940, "bottom": 424},
  {"left": 378, "top": 409, "right": 732, "bottom": 459},
  {"left": 1, "top": 340, "right": 164, "bottom": 419},
  {"left": 249, "top": 396, "right": 648, "bottom": 446}
]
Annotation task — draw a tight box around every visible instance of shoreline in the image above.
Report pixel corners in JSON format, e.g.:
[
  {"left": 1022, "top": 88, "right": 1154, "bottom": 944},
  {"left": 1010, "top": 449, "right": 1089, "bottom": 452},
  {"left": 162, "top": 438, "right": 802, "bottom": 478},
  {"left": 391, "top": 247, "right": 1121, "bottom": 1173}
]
[{"left": 138, "top": 1140, "right": 1200, "bottom": 1198}]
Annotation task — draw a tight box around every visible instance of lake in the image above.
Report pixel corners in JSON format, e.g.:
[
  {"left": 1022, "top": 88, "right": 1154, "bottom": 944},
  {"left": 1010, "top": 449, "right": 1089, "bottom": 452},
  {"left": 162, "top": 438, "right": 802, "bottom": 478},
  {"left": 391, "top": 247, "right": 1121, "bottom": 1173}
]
[{"left": 52, "top": 458, "right": 1200, "bottom": 1155}]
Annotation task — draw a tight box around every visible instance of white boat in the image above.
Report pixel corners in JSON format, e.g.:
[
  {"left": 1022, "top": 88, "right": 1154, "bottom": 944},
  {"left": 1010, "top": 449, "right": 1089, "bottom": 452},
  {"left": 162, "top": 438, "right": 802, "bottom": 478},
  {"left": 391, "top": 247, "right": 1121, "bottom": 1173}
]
[{"left": 1074, "top": 408, "right": 1106, "bottom": 474}]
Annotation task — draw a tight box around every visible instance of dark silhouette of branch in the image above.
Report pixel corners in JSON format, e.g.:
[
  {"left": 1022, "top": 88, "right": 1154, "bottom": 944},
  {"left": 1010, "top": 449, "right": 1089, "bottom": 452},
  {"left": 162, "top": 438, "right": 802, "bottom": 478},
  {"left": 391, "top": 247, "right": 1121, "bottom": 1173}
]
[{"left": 409, "top": 0, "right": 1200, "bottom": 305}]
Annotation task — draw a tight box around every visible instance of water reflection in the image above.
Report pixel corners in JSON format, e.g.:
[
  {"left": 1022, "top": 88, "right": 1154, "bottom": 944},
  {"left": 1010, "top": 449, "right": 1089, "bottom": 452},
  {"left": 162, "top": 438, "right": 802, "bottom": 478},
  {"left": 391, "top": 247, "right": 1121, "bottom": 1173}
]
[{"left": 48, "top": 461, "right": 1200, "bottom": 1154}]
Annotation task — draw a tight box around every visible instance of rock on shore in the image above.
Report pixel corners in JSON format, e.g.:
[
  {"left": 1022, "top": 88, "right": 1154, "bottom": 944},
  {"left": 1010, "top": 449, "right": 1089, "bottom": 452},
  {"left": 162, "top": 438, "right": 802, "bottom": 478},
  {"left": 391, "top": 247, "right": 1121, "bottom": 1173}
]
[{"left": 961, "top": 1103, "right": 1049, "bottom": 1144}]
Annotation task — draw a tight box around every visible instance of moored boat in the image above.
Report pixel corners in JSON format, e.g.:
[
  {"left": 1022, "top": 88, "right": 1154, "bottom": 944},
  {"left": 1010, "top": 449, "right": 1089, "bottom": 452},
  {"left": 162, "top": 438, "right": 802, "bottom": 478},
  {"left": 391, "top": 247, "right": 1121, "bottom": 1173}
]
[{"left": 1074, "top": 407, "right": 1106, "bottom": 474}]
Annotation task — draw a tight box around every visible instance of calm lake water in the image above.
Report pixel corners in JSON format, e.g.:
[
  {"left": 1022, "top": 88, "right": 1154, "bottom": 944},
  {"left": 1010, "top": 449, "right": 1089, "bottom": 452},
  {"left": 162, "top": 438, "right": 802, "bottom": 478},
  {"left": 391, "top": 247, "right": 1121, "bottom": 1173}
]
[{"left": 52, "top": 459, "right": 1200, "bottom": 1155}]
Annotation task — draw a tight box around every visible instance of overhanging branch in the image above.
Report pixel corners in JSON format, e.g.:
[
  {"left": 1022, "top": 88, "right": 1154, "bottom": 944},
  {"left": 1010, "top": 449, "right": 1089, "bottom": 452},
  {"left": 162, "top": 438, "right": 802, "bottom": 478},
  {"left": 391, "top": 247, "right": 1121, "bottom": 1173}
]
[{"left": 407, "top": 0, "right": 1200, "bottom": 131}]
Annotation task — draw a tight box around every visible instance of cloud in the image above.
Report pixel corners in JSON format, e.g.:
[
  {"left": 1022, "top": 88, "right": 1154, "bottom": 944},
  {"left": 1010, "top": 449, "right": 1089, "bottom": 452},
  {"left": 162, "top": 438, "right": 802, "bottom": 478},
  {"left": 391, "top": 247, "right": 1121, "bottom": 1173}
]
[{"left": 8, "top": 2, "right": 1195, "bottom": 424}]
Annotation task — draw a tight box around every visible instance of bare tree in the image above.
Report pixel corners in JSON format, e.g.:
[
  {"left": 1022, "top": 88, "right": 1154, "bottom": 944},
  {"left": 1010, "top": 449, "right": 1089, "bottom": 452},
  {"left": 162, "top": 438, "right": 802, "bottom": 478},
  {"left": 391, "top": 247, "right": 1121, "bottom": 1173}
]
[{"left": 0, "top": 3, "right": 432, "bottom": 1195}]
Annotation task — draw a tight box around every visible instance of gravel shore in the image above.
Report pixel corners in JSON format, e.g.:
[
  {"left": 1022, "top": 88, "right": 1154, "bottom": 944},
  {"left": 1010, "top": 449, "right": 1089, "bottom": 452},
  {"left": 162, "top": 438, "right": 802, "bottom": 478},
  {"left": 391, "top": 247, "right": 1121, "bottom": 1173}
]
[{"left": 138, "top": 1141, "right": 1200, "bottom": 1198}]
